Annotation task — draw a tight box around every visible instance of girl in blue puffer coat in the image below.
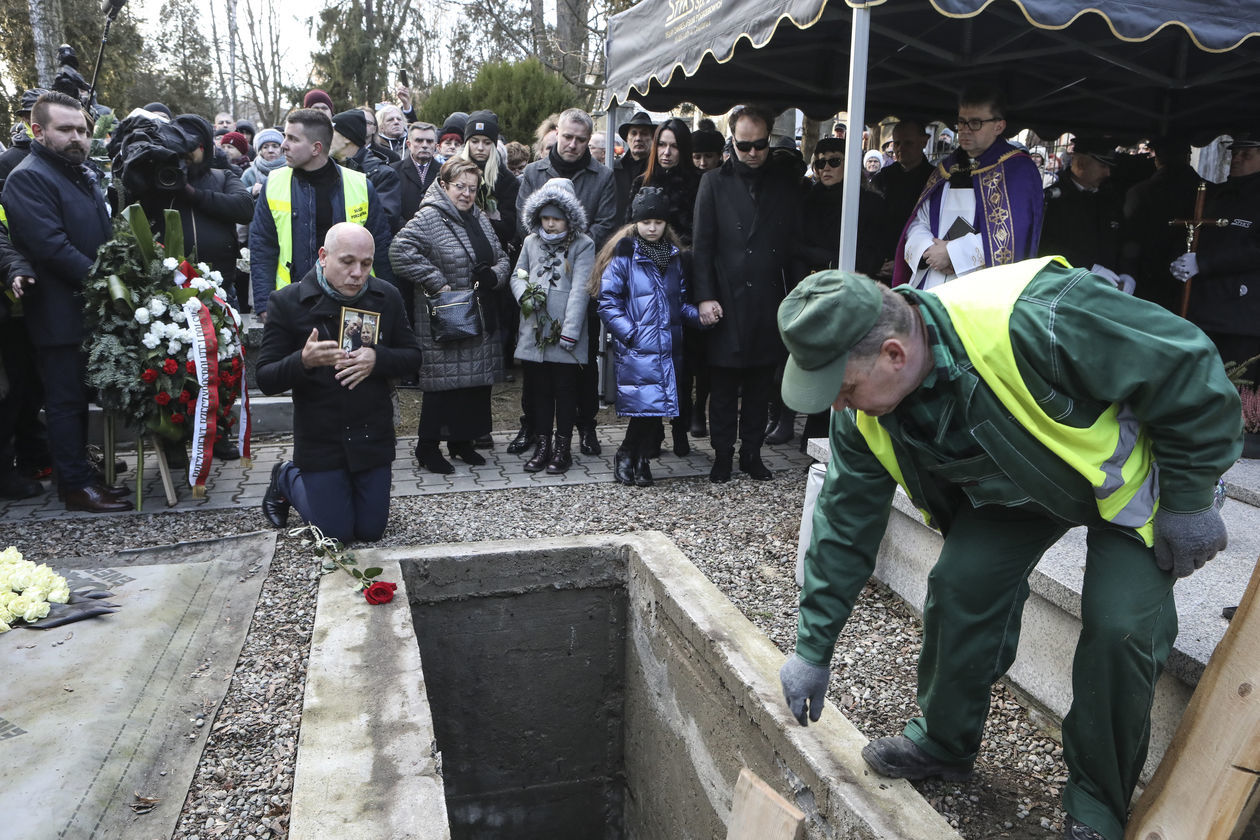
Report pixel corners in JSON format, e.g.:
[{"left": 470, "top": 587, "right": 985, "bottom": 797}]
[{"left": 592, "top": 188, "right": 712, "bottom": 486}]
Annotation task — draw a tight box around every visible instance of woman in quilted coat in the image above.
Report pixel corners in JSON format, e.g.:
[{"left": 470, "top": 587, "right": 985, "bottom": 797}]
[
  {"left": 389, "top": 158, "right": 509, "bottom": 474},
  {"left": 593, "top": 187, "right": 709, "bottom": 487}
]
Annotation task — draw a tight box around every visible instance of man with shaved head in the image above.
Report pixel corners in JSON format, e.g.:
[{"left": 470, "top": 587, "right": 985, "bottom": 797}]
[{"left": 256, "top": 223, "right": 421, "bottom": 544}]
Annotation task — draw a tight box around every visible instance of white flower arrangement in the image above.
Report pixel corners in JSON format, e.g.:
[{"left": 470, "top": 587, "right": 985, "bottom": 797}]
[
  {"left": 163, "top": 257, "right": 179, "bottom": 270},
  {"left": 0, "top": 546, "right": 69, "bottom": 632},
  {"left": 134, "top": 306, "right": 151, "bottom": 325}
]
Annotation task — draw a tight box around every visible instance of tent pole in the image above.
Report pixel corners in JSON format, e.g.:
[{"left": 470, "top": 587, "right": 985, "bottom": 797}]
[{"left": 839, "top": 3, "right": 872, "bottom": 274}]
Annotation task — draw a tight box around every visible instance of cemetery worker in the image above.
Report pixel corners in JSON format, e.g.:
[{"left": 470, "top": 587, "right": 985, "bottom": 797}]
[
  {"left": 1039, "top": 137, "right": 1131, "bottom": 290},
  {"left": 0, "top": 89, "right": 48, "bottom": 192},
  {"left": 258, "top": 223, "right": 420, "bottom": 544},
  {"left": 776, "top": 261, "right": 1241, "bottom": 840},
  {"left": 1121, "top": 136, "right": 1199, "bottom": 314},
  {"left": 612, "top": 111, "right": 656, "bottom": 225},
  {"left": 330, "top": 109, "right": 404, "bottom": 233},
  {"left": 893, "top": 85, "right": 1043, "bottom": 290},
  {"left": 1171, "top": 135, "right": 1260, "bottom": 383},
  {"left": 870, "top": 119, "right": 933, "bottom": 276},
  {"left": 691, "top": 103, "right": 803, "bottom": 483},
  {"left": 0, "top": 92, "right": 130, "bottom": 512},
  {"left": 249, "top": 108, "right": 394, "bottom": 320},
  {"left": 516, "top": 107, "right": 617, "bottom": 456},
  {"left": 390, "top": 157, "right": 510, "bottom": 475}
]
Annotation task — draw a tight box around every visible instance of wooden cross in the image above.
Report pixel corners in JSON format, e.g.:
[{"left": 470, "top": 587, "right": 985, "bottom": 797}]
[{"left": 1168, "top": 180, "right": 1230, "bottom": 317}]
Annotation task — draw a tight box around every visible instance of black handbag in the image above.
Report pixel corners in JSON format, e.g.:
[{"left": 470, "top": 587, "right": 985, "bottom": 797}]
[{"left": 428, "top": 284, "right": 483, "bottom": 342}]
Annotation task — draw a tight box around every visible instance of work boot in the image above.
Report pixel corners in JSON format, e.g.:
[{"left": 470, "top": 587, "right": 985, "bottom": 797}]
[
  {"left": 448, "top": 441, "right": 486, "bottom": 466},
  {"left": 690, "top": 405, "right": 708, "bottom": 438},
  {"left": 579, "top": 425, "right": 602, "bottom": 456},
  {"left": 765, "top": 410, "right": 796, "bottom": 445},
  {"left": 709, "top": 448, "right": 733, "bottom": 483},
  {"left": 524, "top": 434, "right": 552, "bottom": 473},
  {"left": 545, "top": 433, "right": 573, "bottom": 474},
  {"left": 506, "top": 416, "right": 533, "bottom": 455},
  {"left": 634, "top": 456, "right": 654, "bottom": 486},
  {"left": 261, "top": 460, "right": 291, "bottom": 527},
  {"left": 1063, "top": 816, "right": 1106, "bottom": 840},
  {"left": 672, "top": 425, "right": 690, "bottom": 457},
  {"left": 860, "top": 736, "right": 974, "bottom": 782},
  {"left": 739, "top": 446, "right": 773, "bottom": 480},
  {"left": 416, "top": 439, "right": 454, "bottom": 475},
  {"left": 613, "top": 447, "right": 635, "bottom": 485}
]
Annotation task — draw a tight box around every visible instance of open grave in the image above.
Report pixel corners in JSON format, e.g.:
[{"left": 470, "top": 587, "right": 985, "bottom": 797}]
[{"left": 288, "top": 532, "right": 958, "bottom": 839}]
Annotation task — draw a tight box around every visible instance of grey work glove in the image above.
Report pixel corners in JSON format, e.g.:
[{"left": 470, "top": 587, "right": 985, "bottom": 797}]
[
  {"left": 1153, "top": 506, "right": 1227, "bottom": 578},
  {"left": 779, "top": 654, "right": 830, "bottom": 726}
]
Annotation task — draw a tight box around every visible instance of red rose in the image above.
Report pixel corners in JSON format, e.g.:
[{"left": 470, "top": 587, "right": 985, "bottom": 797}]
[
  {"left": 141, "top": 368, "right": 158, "bottom": 384},
  {"left": 231, "top": 357, "right": 242, "bottom": 370},
  {"left": 162, "top": 358, "right": 178, "bottom": 375},
  {"left": 364, "top": 581, "right": 397, "bottom": 605},
  {"left": 179, "top": 390, "right": 192, "bottom": 403},
  {"left": 171, "top": 412, "right": 185, "bottom": 424},
  {"left": 186, "top": 360, "right": 196, "bottom": 374},
  {"left": 155, "top": 392, "right": 171, "bottom": 406}
]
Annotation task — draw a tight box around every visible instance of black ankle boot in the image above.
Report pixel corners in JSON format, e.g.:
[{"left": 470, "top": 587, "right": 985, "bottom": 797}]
[
  {"left": 709, "top": 448, "right": 733, "bottom": 483},
  {"left": 634, "top": 456, "right": 654, "bottom": 486},
  {"left": 579, "top": 425, "right": 602, "bottom": 456},
  {"left": 416, "top": 440, "right": 454, "bottom": 474},
  {"left": 524, "top": 434, "right": 552, "bottom": 472},
  {"left": 739, "top": 446, "right": 773, "bottom": 480},
  {"left": 614, "top": 447, "right": 635, "bottom": 485},
  {"left": 507, "top": 416, "right": 533, "bottom": 455},
  {"left": 764, "top": 401, "right": 782, "bottom": 438},
  {"left": 449, "top": 441, "right": 486, "bottom": 466},
  {"left": 545, "top": 434, "right": 572, "bottom": 474},
  {"left": 765, "top": 411, "right": 796, "bottom": 445},
  {"left": 672, "top": 425, "right": 690, "bottom": 457},
  {"left": 690, "top": 404, "right": 708, "bottom": 438}
]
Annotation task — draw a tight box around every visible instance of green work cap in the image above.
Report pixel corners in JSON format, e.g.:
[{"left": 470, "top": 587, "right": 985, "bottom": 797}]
[{"left": 778, "top": 270, "right": 885, "bottom": 414}]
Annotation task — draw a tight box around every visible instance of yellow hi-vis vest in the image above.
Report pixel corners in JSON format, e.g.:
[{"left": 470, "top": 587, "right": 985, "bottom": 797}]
[
  {"left": 265, "top": 164, "right": 370, "bottom": 289},
  {"left": 854, "top": 256, "right": 1158, "bottom": 545}
]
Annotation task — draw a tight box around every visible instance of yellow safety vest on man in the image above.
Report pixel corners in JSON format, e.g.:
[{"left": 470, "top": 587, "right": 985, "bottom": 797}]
[
  {"left": 853, "top": 257, "right": 1159, "bottom": 545},
  {"left": 264, "top": 165, "right": 370, "bottom": 289}
]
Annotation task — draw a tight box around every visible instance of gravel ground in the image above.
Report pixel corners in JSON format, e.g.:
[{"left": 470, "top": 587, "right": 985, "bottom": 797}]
[{"left": 1, "top": 469, "right": 1073, "bottom": 839}]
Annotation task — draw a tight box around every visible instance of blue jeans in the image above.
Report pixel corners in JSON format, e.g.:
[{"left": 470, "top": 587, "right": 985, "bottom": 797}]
[{"left": 278, "top": 462, "right": 392, "bottom": 544}]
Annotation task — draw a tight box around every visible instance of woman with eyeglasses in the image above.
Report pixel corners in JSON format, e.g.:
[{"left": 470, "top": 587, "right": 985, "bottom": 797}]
[{"left": 389, "top": 157, "right": 510, "bottom": 474}]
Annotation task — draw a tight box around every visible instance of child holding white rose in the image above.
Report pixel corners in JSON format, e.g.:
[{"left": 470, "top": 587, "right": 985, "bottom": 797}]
[{"left": 509, "top": 178, "right": 595, "bottom": 475}]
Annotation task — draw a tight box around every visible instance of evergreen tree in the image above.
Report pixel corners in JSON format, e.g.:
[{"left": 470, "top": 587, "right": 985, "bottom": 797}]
[
  {"left": 310, "top": 0, "right": 417, "bottom": 107},
  {"left": 125, "top": 0, "right": 214, "bottom": 117},
  {"left": 468, "top": 58, "right": 575, "bottom": 144}
]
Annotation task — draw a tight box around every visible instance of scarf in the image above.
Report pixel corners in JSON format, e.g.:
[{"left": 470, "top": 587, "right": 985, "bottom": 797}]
[
  {"left": 315, "top": 260, "right": 369, "bottom": 304},
  {"left": 252, "top": 155, "right": 289, "bottom": 180},
  {"left": 548, "top": 145, "right": 591, "bottom": 178},
  {"left": 636, "top": 234, "right": 672, "bottom": 274}
]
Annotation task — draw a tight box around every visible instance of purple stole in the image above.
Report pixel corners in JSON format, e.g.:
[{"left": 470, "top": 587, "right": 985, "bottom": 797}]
[{"left": 892, "top": 140, "right": 1043, "bottom": 287}]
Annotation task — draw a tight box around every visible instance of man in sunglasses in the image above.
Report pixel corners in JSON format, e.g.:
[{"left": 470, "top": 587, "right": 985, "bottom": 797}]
[
  {"left": 892, "top": 85, "right": 1043, "bottom": 290},
  {"left": 692, "top": 104, "right": 803, "bottom": 483}
]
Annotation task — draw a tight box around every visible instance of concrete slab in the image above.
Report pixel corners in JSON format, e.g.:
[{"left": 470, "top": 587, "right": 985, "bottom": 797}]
[{"left": 0, "top": 532, "right": 276, "bottom": 840}]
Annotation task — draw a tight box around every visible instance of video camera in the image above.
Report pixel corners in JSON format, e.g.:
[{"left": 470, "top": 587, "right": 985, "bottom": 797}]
[{"left": 107, "top": 114, "right": 195, "bottom": 197}]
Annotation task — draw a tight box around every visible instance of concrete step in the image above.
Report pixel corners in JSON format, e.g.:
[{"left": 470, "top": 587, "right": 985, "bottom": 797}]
[{"left": 805, "top": 438, "right": 1260, "bottom": 782}]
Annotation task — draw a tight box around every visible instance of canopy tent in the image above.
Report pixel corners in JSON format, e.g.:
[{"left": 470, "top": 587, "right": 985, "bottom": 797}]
[
  {"left": 603, "top": 0, "right": 1260, "bottom": 144},
  {"left": 602, "top": 0, "right": 1260, "bottom": 270}
]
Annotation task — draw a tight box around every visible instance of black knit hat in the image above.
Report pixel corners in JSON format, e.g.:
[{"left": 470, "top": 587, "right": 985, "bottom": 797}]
[
  {"left": 630, "top": 187, "right": 670, "bottom": 223},
  {"left": 331, "top": 109, "right": 367, "bottom": 148},
  {"left": 440, "top": 112, "right": 468, "bottom": 142},
  {"left": 464, "top": 110, "right": 500, "bottom": 144},
  {"left": 692, "top": 127, "right": 724, "bottom": 155}
]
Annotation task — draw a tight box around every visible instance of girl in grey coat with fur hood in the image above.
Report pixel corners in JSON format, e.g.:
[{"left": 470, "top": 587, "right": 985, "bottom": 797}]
[{"left": 509, "top": 178, "right": 596, "bottom": 474}]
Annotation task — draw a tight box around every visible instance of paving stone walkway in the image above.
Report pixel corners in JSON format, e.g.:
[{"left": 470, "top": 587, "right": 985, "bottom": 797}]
[{"left": 0, "top": 427, "right": 816, "bottom": 523}]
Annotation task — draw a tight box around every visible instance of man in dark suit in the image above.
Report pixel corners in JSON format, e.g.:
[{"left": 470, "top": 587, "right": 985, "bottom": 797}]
[{"left": 391, "top": 121, "right": 440, "bottom": 330}]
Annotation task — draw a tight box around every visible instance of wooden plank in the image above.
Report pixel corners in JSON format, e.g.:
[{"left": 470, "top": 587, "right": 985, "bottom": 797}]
[
  {"left": 149, "top": 435, "right": 179, "bottom": 508},
  {"left": 1125, "top": 555, "right": 1260, "bottom": 840},
  {"left": 726, "top": 767, "right": 806, "bottom": 840}
]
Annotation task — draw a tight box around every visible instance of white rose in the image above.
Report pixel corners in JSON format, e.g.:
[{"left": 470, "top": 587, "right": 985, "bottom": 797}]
[
  {"left": 0, "top": 605, "right": 13, "bottom": 624},
  {"left": 197, "top": 262, "right": 210, "bottom": 275},
  {"left": 8, "top": 595, "right": 31, "bottom": 616},
  {"left": 142, "top": 332, "right": 161, "bottom": 350},
  {"left": 47, "top": 586, "right": 70, "bottom": 604},
  {"left": 167, "top": 340, "right": 183, "bottom": 356},
  {"left": 172, "top": 309, "right": 187, "bottom": 323},
  {"left": 163, "top": 257, "right": 179, "bottom": 270},
  {"left": 134, "top": 307, "right": 151, "bottom": 325},
  {"left": 22, "top": 586, "right": 46, "bottom": 603},
  {"left": 149, "top": 297, "right": 167, "bottom": 316},
  {"left": 21, "top": 601, "right": 49, "bottom": 622},
  {"left": 208, "top": 270, "right": 223, "bottom": 284},
  {"left": 0, "top": 619, "right": 10, "bottom": 633},
  {"left": 0, "top": 547, "right": 20, "bottom": 563}
]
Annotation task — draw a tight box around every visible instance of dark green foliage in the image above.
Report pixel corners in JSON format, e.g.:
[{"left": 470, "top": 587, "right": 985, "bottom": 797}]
[{"left": 417, "top": 58, "right": 575, "bottom": 144}]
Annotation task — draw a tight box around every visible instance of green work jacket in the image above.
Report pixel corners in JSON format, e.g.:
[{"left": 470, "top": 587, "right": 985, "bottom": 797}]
[{"left": 797, "top": 258, "right": 1242, "bottom": 666}]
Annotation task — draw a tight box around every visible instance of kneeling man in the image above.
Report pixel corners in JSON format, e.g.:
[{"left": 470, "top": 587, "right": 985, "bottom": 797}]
[
  {"left": 777, "top": 258, "right": 1240, "bottom": 840},
  {"left": 257, "top": 223, "right": 421, "bottom": 543}
]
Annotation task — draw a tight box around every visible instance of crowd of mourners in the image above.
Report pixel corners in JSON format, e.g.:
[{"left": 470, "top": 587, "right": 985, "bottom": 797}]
[{"left": 0, "top": 81, "right": 1256, "bottom": 533}]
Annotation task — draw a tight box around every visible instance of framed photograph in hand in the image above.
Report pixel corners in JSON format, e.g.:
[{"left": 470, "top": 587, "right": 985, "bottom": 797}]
[{"left": 339, "top": 306, "right": 381, "bottom": 352}]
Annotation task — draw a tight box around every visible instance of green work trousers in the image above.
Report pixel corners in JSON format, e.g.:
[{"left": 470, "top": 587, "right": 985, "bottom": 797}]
[{"left": 901, "top": 504, "right": 1177, "bottom": 840}]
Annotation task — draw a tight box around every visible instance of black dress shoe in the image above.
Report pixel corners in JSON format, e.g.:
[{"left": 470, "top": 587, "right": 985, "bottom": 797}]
[
  {"left": 614, "top": 448, "right": 635, "bottom": 485},
  {"left": 261, "top": 461, "right": 291, "bottom": 527},
  {"left": 689, "top": 412, "right": 708, "bottom": 438},
  {"left": 633, "top": 457, "right": 654, "bottom": 486},
  {"left": 449, "top": 441, "right": 487, "bottom": 465},
  {"left": 58, "top": 478, "right": 128, "bottom": 501},
  {"left": 579, "top": 425, "right": 602, "bottom": 456},
  {"left": 672, "top": 427, "right": 690, "bottom": 457},
  {"left": 739, "top": 448, "right": 773, "bottom": 480},
  {"left": 0, "top": 472, "right": 43, "bottom": 500},
  {"left": 860, "top": 736, "right": 973, "bottom": 781},
  {"left": 709, "top": 449, "right": 733, "bottom": 483},
  {"left": 65, "top": 484, "right": 133, "bottom": 513},
  {"left": 765, "top": 412, "right": 796, "bottom": 445},
  {"left": 213, "top": 438, "right": 241, "bottom": 461}
]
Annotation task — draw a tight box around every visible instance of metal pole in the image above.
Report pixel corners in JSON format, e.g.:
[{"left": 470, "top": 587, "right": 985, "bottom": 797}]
[{"left": 838, "top": 3, "right": 871, "bottom": 273}]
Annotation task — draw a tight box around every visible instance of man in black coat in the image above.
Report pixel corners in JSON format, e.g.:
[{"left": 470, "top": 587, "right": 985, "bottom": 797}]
[
  {"left": 331, "top": 109, "right": 404, "bottom": 233},
  {"left": 1, "top": 92, "right": 128, "bottom": 512},
  {"left": 612, "top": 111, "right": 655, "bottom": 226},
  {"left": 257, "top": 223, "right": 421, "bottom": 544},
  {"left": 692, "top": 104, "right": 803, "bottom": 483},
  {"left": 394, "top": 121, "right": 440, "bottom": 223},
  {"left": 1171, "top": 136, "right": 1260, "bottom": 382},
  {"left": 870, "top": 119, "right": 933, "bottom": 277},
  {"left": 0, "top": 89, "right": 47, "bottom": 193},
  {"left": 1123, "top": 136, "right": 1200, "bottom": 313},
  {"left": 1039, "top": 137, "right": 1129, "bottom": 285}
]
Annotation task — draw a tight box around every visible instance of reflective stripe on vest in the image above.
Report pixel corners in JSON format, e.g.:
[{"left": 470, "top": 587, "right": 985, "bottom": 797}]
[
  {"left": 265, "top": 165, "right": 371, "bottom": 289},
  {"left": 856, "top": 256, "right": 1157, "bottom": 545}
]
